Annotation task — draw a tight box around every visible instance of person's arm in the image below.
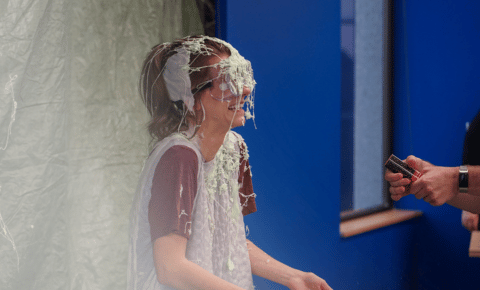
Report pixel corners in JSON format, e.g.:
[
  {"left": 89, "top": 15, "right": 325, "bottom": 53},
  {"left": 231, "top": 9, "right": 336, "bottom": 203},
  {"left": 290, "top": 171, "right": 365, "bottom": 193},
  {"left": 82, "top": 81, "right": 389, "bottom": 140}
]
[
  {"left": 385, "top": 156, "right": 480, "bottom": 212},
  {"left": 461, "top": 211, "right": 478, "bottom": 231},
  {"left": 461, "top": 165, "right": 480, "bottom": 197},
  {"left": 149, "top": 146, "right": 245, "bottom": 289},
  {"left": 153, "top": 234, "right": 245, "bottom": 290},
  {"left": 246, "top": 239, "right": 332, "bottom": 290},
  {"left": 447, "top": 192, "right": 480, "bottom": 214}
]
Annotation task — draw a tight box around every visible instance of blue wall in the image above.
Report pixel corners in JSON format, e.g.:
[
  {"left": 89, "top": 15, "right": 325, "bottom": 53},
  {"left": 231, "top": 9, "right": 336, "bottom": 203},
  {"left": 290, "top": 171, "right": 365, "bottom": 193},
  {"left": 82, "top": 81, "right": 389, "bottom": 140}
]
[
  {"left": 394, "top": 1, "right": 480, "bottom": 289},
  {"left": 224, "top": 0, "right": 480, "bottom": 289},
  {"left": 225, "top": 1, "right": 419, "bottom": 289}
]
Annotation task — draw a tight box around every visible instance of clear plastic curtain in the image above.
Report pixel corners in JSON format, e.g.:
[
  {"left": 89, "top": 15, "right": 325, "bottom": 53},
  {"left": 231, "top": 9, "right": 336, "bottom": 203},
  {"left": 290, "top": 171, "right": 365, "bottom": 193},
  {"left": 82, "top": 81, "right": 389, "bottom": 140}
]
[{"left": 0, "top": 0, "right": 203, "bottom": 289}]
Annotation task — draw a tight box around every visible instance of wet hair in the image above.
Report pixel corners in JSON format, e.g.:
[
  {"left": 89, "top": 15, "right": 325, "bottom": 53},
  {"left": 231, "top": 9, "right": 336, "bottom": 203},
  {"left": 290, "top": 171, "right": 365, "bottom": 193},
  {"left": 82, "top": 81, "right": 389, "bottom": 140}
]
[{"left": 139, "top": 36, "right": 231, "bottom": 142}]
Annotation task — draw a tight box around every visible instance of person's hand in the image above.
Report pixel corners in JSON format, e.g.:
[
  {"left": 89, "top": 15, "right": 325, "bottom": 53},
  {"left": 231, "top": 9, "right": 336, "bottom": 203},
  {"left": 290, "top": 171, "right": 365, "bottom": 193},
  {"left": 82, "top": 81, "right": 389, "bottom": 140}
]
[
  {"left": 409, "top": 162, "right": 458, "bottom": 206},
  {"left": 385, "top": 155, "right": 458, "bottom": 206},
  {"left": 462, "top": 210, "right": 479, "bottom": 231},
  {"left": 385, "top": 155, "right": 425, "bottom": 201},
  {"left": 288, "top": 272, "right": 333, "bottom": 290}
]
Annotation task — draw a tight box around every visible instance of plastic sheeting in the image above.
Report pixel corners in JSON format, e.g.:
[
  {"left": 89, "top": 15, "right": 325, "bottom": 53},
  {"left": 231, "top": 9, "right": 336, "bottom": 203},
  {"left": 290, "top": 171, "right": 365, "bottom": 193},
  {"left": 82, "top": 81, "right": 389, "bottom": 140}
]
[{"left": 0, "top": 0, "right": 203, "bottom": 289}]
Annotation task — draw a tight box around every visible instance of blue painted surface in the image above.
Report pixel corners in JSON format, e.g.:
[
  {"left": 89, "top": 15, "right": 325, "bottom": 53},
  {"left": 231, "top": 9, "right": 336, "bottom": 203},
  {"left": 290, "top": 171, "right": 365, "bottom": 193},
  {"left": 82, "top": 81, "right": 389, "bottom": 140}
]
[
  {"left": 394, "top": 1, "right": 480, "bottom": 289},
  {"left": 225, "top": 1, "right": 413, "bottom": 289},
  {"left": 223, "top": 0, "right": 480, "bottom": 289},
  {"left": 225, "top": 0, "right": 343, "bottom": 287}
]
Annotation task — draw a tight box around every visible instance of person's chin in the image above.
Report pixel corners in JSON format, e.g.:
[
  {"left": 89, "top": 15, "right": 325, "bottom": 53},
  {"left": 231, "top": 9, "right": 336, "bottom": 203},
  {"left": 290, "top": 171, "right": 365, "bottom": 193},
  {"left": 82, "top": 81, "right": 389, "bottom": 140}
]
[
  {"left": 229, "top": 117, "right": 245, "bottom": 129},
  {"left": 228, "top": 110, "right": 245, "bottom": 128}
]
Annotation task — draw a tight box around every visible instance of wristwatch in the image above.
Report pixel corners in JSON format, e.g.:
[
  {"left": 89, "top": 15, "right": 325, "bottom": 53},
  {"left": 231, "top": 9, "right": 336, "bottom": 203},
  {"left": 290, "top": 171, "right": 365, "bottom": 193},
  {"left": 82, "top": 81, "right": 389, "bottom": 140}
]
[{"left": 459, "top": 165, "right": 469, "bottom": 193}]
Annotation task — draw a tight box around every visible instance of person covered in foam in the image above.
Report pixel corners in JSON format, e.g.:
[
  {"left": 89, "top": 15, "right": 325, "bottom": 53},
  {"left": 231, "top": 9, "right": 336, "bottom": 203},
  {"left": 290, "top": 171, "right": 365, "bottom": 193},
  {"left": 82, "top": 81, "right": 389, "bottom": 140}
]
[{"left": 128, "top": 36, "right": 332, "bottom": 290}]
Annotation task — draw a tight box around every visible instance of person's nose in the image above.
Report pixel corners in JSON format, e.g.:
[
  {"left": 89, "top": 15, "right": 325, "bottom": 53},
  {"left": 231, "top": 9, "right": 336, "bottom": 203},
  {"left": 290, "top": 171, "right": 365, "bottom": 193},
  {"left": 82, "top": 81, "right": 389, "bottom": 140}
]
[{"left": 242, "top": 86, "right": 252, "bottom": 98}]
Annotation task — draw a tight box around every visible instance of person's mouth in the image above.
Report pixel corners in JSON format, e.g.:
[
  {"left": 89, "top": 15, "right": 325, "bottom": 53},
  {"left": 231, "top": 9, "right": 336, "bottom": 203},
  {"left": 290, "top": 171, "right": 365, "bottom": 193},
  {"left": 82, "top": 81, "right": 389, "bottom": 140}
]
[{"left": 228, "top": 103, "right": 244, "bottom": 112}]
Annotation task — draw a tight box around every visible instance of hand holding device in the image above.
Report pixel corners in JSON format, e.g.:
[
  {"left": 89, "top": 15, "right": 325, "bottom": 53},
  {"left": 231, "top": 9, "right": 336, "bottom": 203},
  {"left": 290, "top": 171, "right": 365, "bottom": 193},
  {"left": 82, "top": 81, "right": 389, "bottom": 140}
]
[{"left": 384, "top": 154, "right": 422, "bottom": 182}]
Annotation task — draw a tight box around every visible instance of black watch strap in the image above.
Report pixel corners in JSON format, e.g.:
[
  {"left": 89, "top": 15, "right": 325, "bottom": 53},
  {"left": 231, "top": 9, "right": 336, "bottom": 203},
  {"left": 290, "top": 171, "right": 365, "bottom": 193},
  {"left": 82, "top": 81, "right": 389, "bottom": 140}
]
[{"left": 459, "top": 165, "right": 469, "bottom": 193}]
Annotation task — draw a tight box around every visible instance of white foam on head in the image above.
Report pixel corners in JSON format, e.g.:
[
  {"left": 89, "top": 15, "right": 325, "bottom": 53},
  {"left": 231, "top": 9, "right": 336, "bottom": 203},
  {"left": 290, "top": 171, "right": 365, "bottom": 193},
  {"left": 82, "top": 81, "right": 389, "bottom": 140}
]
[{"left": 162, "top": 36, "right": 257, "bottom": 127}]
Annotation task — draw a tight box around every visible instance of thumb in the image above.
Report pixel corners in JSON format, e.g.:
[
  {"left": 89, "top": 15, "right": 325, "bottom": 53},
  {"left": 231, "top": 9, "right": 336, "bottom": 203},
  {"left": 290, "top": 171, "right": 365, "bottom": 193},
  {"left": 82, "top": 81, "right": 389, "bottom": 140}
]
[{"left": 405, "top": 155, "right": 417, "bottom": 169}]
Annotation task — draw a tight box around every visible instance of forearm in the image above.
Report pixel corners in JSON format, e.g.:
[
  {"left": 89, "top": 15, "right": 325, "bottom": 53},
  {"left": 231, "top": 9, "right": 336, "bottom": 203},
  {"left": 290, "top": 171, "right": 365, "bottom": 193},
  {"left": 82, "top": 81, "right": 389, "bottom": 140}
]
[
  {"left": 447, "top": 166, "right": 480, "bottom": 213},
  {"left": 246, "top": 239, "right": 303, "bottom": 288},
  {"left": 158, "top": 258, "right": 245, "bottom": 290},
  {"left": 448, "top": 192, "right": 480, "bottom": 214},
  {"left": 153, "top": 236, "right": 244, "bottom": 290},
  {"left": 465, "top": 166, "right": 480, "bottom": 197}
]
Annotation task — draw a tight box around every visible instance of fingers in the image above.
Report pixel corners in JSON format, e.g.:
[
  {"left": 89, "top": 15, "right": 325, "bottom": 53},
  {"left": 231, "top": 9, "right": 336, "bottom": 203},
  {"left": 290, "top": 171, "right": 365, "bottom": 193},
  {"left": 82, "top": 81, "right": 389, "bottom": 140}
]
[
  {"left": 462, "top": 211, "right": 479, "bottom": 231},
  {"left": 389, "top": 184, "right": 405, "bottom": 195},
  {"left": 406, "top": 155, "right": 429, "bottom": 173},
  {"left": 386, "top": 170, "right": 412, "bottom": 201},
  {"left": 391, "top": 194, "right": 403, "bottom": 201},
  {"left": 413, "top": 187, "right": 428, "bottom": 200},
  {"left": 385, "top": 170, "right": 402, "bottom": 181},
  {"left": 389, "top": 175, "right": 425, "bottom": 202},
  {"left": 422, "top": 194, "right": 433, "bottom": 203},
  {"left": 387, "top": 173, "right": 410, "bottom": 187},
  {"left": 466, "top": 221, "right": 476, "bottom": 232},
  {"left": 467, "top": 217, "right": 478, "bottom": 231},
  {"left": 392, "top": 177, "right": 412, "bottom": 188},
  {"left": 389, "top": 183, "right": 412, "bottom": 202},
  {"left": 317, "top": 279, "right": 333, "bottom": 290},
  {"left": 409, "top": 178, "right": 429, "bottom": 201},
  {"left": 463, "top": 218, "right": 476, "bottom": 231},
  {"left": 323, "top": 282, "right": 333, "bottom": 290},
  {"left": 405, "top": 155, "right": 417, "bottom": 169},
  {"left": 385, "top": 155, "right": 425, "bottom": 203}
]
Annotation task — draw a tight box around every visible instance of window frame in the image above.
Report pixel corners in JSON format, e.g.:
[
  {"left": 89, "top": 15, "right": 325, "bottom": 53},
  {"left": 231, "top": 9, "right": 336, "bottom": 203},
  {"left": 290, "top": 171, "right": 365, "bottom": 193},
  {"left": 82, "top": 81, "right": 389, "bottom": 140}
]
[{"left": 340, "top": 0, "right": 394, "bottom": 222}]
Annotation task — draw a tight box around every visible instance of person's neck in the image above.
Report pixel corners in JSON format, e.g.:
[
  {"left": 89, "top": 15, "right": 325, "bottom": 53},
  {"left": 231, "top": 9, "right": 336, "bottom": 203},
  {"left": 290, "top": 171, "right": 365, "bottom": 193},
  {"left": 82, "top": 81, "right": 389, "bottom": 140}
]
[{"left": 196, "top": 121, "right": 230, "bottom": 162}]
